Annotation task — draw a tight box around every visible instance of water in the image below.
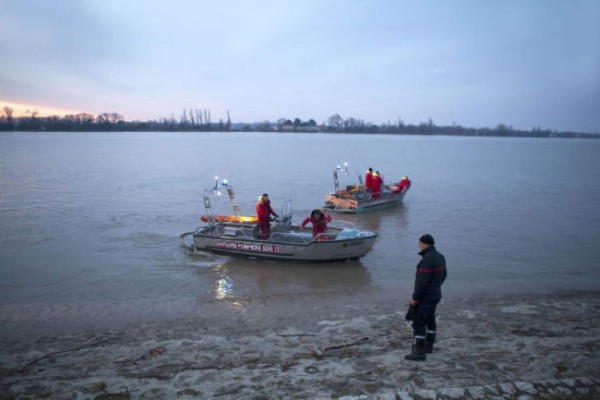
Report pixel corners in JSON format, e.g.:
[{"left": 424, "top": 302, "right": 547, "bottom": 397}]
[{"left": 1, "top": 132, "right": 599, "bottom": 339}]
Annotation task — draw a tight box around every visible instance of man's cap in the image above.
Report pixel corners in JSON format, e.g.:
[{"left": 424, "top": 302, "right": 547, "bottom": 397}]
[{"left": 419, "top": 234, "right": 435, "bottom": 245}]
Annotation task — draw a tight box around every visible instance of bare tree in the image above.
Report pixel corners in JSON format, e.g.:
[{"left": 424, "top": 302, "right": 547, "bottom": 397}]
[
  {"left": 397, "top": 118, "right": 404, "bottom": 129},
  {"left": 327, "top": 114, "right": 344, "bottom": 129},
  {"left": 276, "top": 118, "right": 287, "bottom": 130},
  {"left": 3, "top": 106, "right": 14, "bottom": 123},
  {"left": 195, "top": 109, "right": 203, "bottom": 127},
  {"left": 189, "top": 108, "right": 195, "bottom": 127},
  {"left": 25, "top": 108, "right": 39, "bottom": 119},
  {"left": 109, "top": 113, "right": 123, "bottom": 123},
  {"left": 76, "top": 113, "right": 95, "bottom": 123},
  {"left": 96, "top": 113, "right": 122, "bottom": 124}
]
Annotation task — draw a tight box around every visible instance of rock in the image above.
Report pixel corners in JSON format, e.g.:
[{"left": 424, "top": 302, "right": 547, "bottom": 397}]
[
  {"left": 94, "top": 391, "right": 130, "bottom": 400},
  {"left": 437, "top": 387, "right": 465, "bottom": 399},
  {"left": 139, "top": 388, "right": 166, "bottom": 399},
  {"left": 176, "top": 389, "right": 202, "bottom": 397},
  {"left": 515, "top": 381, "right": 536, "bottom": 395}
]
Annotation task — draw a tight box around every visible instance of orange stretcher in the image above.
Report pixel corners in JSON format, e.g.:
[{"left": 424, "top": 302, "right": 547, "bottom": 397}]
[
  {"left": 200, "top": 215, "right": 258, "bottom": 224},
  {"left": 325, "top": 194, "right": 358, "bottom": 210}
]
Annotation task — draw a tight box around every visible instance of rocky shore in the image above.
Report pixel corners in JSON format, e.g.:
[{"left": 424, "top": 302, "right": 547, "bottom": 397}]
[{"left": 1, "top": 290, "right": 599, "bottom": 399}]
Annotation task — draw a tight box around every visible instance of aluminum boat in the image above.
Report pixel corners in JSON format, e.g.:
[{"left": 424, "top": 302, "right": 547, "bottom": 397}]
[
  {"left": 181, "top": 180, "right": 378, "bottom": 262},
  {"left": 323, "top": 163, "right": 410, "bottom": 213}
]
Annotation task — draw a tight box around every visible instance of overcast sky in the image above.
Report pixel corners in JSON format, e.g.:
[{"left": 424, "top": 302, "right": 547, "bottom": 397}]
[{"left": 1, "top": 0, "right": 599, "bottom": 132}]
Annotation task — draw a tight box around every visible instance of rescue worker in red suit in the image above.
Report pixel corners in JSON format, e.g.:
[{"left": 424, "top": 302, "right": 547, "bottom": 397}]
[
  {"left": 364, "top": 168, "right": 373, "bottom": 191},
  {"left": 256, "top": 193, "right": 278, "bottom": 239},
  {"left": 300, "top": 209, "right": 332, "bottom": 239},
  {"left": 371, "top": 171, "right": 383, "bottom": 199},
  {"left": 398, "top": 176, "right": 411, "bottom": 193}
]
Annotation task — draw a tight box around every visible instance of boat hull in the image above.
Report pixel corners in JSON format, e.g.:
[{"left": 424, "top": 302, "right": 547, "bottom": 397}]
[
  {"left": 323, "top": 191, "right": 406, "bottom": 213},
  {"left": 192, "top": 224, "right": 377, "bottom": 262}
]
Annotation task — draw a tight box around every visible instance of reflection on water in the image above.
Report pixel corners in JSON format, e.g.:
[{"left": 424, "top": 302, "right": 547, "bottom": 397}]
[
  {"left": 206, "top": 257, "right": 372, "bottom": 301},
  {"left": 332, "top": 204, "right": 410, "bottom": 233},
  {"left": 212, "top": 265, "right": 233, "bottom": 300}
]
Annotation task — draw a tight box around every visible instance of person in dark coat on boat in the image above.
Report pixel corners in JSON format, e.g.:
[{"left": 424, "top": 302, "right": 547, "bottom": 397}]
[
  {"left": 301, "top": 209, "right": 332, "bottom": 239},
  {"left": 256, "top": 193, "right": 278, "bottom": 239},
  {"left": 371, "top": 171, "right": 383, "bottom": 198},
  {"left": 364, "top": 168, "right": 373, "bottom": 191},
  {"left": 405, "top": 234, "right": 447, "bottom": 361}
]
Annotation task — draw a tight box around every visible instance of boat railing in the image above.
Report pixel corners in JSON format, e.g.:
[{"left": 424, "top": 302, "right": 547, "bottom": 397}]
[
  {"left": 289, "top": 216, "right": 306, "bottom": 226},
  {"left": 328, "top": 220, "right": 357, "bottom": 230},
  {"left": 200, "top": 224, "right": 253, "bottom": 239},
  {"left": 269, "top": 231, "right": 313, "bottom": 244},
  {"left": 197, "top": 223, "right": 222, "bottom": 236},
  {"left": 311, "top": 232, "right": 338, "bottom": 242},
  {"left": 220, "top": 226, "right": 251, "bottom": 239},
  {"left": 288, "top": 216, "right": 357, "bottom": 231}
]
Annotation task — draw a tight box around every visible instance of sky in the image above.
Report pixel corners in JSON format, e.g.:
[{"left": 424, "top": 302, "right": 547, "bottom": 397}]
[{"left": 1, "top": 0, "right": 599, "bottom": 133}]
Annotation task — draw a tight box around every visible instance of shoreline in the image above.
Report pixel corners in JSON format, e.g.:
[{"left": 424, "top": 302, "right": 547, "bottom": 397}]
[{"left": 1, "top": 289, "right": 599, "bottom": 399}]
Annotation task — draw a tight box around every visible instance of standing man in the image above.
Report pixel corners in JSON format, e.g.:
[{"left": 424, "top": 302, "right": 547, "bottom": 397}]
[
  {"left": 405, "top": 234, "right": 447, "bottom": 361},
  {"left": 364, "top": 168, "right": 373, "bottom": 191},
  {"left": 256, "top": 193, "right": 278, "bottom": 239},
  {"left": 371, "top": 171, "right": 383, "bottom": 199}
]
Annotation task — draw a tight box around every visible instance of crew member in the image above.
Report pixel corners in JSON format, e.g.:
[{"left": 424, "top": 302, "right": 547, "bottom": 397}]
[
  {"left": 364, "top": 168, "right": 373, "bottom": 191},
  {"left": 398, "top": 176, "right": 411, "bottom": 193},
  {"left": 256, "top": 193, "right": 278, "bottom": 239},
  {"left": 301, "top": 209, "right": 332, "bottom": 239},
  {"left": 371, "top": 171, "right": 383, "bottom": 198}
]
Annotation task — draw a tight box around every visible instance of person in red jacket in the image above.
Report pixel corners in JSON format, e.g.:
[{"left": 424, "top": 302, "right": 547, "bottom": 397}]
[
  {"left": 256, "top": 193, "right": 278, "bottom": 239},
  {"left": 364, "top": 168, "right": 373, "bottom": 191},
  {"left": 371, "top": 171, "right": 383, "bottom": 198},
  {"left": 301, "top": 209, "right": 332, "bottom": 239},
  {"left": 398, "top": 176, "right": 411, "bottom": 193}
]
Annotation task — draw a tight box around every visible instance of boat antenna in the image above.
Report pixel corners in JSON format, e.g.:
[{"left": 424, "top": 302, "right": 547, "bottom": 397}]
[
  {"left": 334, "top": 168, "right": 339, "bottom": 192},
  {"left": 221, "top": 178, "right": 241, "bottom": 216}
]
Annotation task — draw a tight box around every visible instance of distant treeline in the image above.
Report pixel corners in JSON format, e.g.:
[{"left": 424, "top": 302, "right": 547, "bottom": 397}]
[{"left": 1, "top": 106, "right": 597, "bottom": 138}]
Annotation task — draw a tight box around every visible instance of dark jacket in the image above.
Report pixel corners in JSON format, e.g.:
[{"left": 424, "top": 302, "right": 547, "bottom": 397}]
[{"left": 412, "top": 246, "right": 447, "bottom": 303}]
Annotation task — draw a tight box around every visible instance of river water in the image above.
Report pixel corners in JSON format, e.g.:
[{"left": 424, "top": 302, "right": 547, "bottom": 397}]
[{"left": 1, "top": 132, "right": 599, "bottom": 339}]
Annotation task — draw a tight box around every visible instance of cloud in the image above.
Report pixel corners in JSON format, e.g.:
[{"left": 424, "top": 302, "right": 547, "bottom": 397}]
[{"left": 0, "top": 0, "right": 598, "bottom": 132}]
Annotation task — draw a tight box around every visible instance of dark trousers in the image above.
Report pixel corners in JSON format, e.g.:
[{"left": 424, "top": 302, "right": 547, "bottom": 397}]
[{"left": 412, "top": 300, "right": 439, "bottom": 337}]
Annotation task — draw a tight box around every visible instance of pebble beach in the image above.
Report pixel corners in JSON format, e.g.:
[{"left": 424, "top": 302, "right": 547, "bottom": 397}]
[{"left": 1, "top": 289, "right": 599, "bottom": 399}]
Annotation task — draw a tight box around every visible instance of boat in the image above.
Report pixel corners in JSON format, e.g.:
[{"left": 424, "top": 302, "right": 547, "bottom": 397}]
[
  {"left": 323, "top": 163, "right": 410, "bottom": 213},
  {"left": 181, "top": 179, "right": 378, "bottom": 262}
]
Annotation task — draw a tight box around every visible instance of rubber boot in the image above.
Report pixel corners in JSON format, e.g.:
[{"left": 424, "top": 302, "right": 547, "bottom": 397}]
[
  {"left": 404, "top": 337, "right": 426, "bottom": 361},
  {"left": 425, "top": 331, "right": 435, "bottom": 354}
]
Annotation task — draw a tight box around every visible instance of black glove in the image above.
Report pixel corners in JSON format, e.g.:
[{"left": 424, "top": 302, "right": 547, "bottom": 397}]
[{"left": 405, "top": 305, "right": 416, "bottom": 321}]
